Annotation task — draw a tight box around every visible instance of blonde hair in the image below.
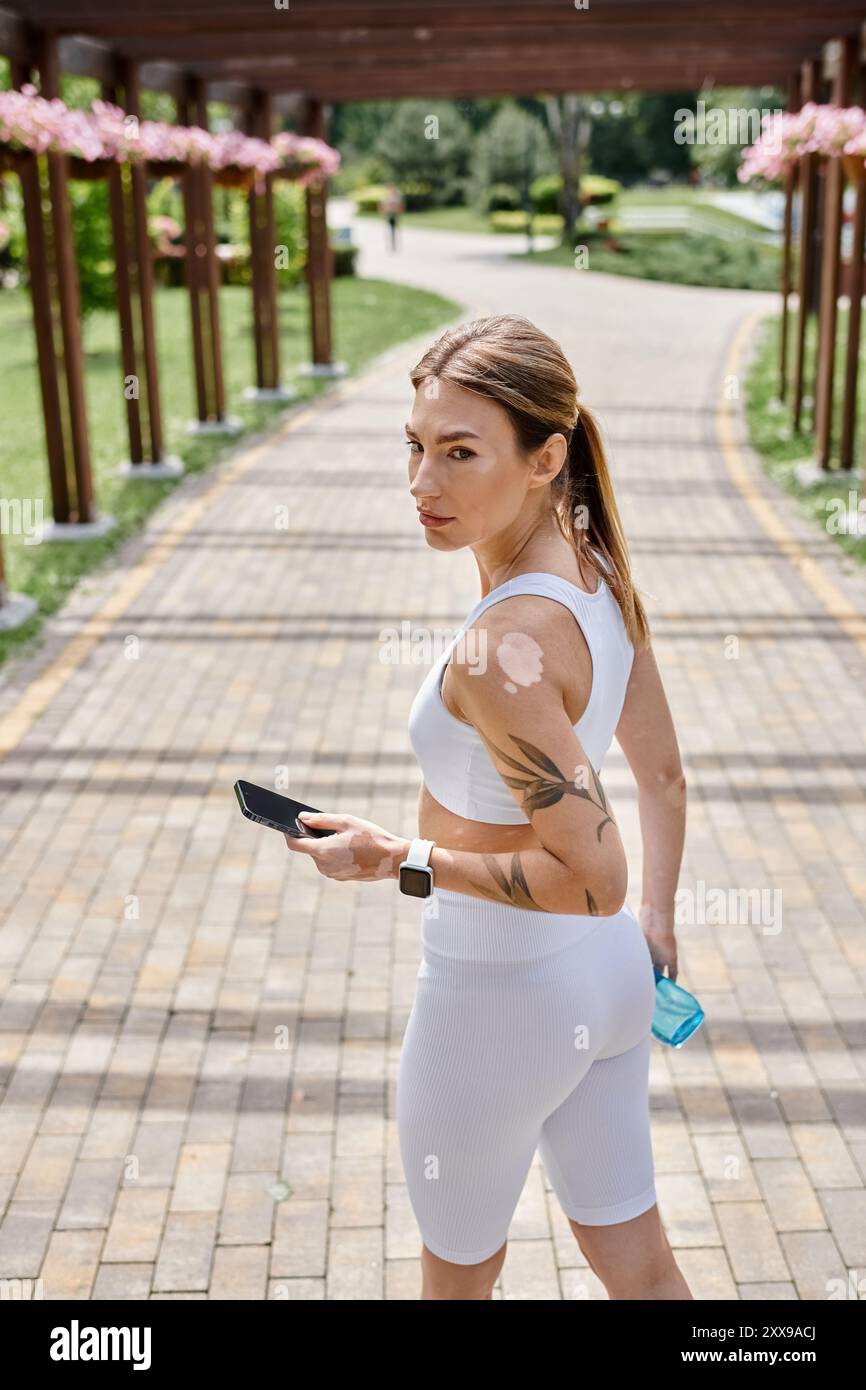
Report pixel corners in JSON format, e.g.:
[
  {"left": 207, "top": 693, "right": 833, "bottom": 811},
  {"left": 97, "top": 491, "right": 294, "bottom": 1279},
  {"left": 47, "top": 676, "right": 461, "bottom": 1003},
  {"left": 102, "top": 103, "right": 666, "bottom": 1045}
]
[{"left": 410, "top": 314, "right": 650, "bottom": 649}]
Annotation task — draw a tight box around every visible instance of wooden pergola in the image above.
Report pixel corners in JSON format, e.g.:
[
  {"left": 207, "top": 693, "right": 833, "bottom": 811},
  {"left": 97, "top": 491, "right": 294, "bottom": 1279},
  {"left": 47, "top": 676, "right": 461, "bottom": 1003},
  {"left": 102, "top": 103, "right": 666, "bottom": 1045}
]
[{"left": 2, "top": 0, "right": 866, "bottom": 624}]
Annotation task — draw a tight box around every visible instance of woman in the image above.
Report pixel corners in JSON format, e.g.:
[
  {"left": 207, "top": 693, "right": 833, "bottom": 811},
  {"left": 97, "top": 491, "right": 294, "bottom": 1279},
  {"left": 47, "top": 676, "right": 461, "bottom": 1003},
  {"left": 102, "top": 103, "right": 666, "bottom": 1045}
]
[{"left": 287, "top": 314, "right": 691, "bottom": 1302}]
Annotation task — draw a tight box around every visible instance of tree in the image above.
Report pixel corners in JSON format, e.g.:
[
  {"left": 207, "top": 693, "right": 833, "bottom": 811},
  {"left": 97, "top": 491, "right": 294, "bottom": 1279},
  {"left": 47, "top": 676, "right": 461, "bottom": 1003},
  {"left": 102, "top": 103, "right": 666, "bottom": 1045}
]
[
  {"left": 589, "top": 91, "right": 700, "bottom": 183},
  {"left": 374, "top": 101, "right": 473, "bottom": 206},
  {"left": 544, "top": 95, "right": 589, "bottom": 242},
  {"left": 468, "top": 102, "right": 556, "bottom": 212}
]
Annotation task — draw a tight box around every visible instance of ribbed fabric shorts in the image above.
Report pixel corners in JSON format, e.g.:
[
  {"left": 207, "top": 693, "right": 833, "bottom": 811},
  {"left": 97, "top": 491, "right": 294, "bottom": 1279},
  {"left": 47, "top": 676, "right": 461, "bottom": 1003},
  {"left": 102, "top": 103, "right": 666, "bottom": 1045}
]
[{"left": 395, "top": 886, "right": 658, "bottom": 1266}]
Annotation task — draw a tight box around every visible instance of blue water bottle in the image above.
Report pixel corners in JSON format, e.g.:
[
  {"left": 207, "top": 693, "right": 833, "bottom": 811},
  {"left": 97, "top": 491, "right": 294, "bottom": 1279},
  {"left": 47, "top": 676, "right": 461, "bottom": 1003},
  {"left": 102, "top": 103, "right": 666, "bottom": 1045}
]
[{"left": 651, "top": 966, "right": 704, "bottom": 1048}]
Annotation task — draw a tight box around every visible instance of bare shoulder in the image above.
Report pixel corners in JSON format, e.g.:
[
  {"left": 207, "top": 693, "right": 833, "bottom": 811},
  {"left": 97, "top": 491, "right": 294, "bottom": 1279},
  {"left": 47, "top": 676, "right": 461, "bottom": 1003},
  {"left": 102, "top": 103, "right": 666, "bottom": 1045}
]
[{"left": 450, "top": 591, "right": 591, "bottom": 703}]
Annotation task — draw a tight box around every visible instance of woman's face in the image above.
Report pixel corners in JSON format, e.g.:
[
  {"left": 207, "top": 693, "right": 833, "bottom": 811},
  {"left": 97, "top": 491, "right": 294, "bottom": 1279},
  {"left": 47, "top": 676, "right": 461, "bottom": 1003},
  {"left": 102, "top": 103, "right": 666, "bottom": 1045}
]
[{"left": 406, "top": 377, "right": 563, "bottom": 549}]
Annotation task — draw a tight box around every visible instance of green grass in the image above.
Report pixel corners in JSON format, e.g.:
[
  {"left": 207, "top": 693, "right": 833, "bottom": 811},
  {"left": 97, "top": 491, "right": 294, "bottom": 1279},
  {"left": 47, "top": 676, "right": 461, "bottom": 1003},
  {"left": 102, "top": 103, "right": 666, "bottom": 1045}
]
[
  {"left": 0, "top": 276, "right": 460, "bottom": 667},
  {"left": 616, "top": 185, "right": 766, "bottom": 233},
  {"left": 743, "top": 307, "right": 866, "bottom": 568},
  {"left": 514, "top": 226, "right": 781, "bottom": 291}
]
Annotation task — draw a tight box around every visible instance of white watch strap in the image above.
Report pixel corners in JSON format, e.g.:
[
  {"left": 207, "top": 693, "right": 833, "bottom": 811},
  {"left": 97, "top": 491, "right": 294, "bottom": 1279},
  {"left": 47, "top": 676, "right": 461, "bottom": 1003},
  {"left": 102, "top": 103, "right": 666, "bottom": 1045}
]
[{"left": 406, "top": 837, "right": 435, "bottom": 868}]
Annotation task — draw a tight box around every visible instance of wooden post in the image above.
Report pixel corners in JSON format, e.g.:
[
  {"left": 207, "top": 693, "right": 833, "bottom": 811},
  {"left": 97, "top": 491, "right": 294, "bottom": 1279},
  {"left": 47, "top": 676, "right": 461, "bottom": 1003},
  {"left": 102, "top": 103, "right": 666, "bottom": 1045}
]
[
  {"left": 839, "top": 33, "right": 866, "bottom": 473},
  {"left": 246, "top": 90, "right": 281, "bottom": 391},
  {"left": 300, "top": 98, "right": 335, "bottom": 368},
  {"left": 12, "top": 89, "right": 69, "bottom": 512},
  {"left": 106, "top": 155, "right": 144, "bottom": 461},
  {"left": 121, "top": 60, "right": 166, "bottom": 463},
  {"left": 792, "top": 59, "right": 821, "bottom": 434},
  {"left": 840, "top": 175, "right": 866, "bottom": 472},
  {"left": 814, "top": 36, "right": 855, "bottom": 469},
  {"left": 779, "top": 74, "right": 799, "bottom": 402},
  {"left": 178, "top": 76, "right": 228, "bottom": 425},
  {"left": 12, "top": 40, "right": 95, "bottom": 527}
]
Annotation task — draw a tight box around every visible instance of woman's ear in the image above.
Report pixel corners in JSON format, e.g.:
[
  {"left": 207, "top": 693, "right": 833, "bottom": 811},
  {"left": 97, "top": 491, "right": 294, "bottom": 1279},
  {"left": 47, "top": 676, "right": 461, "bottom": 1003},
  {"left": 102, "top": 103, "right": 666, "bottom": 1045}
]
[{"left": 535, "top": 432, "right": 569, "bottom": 484}]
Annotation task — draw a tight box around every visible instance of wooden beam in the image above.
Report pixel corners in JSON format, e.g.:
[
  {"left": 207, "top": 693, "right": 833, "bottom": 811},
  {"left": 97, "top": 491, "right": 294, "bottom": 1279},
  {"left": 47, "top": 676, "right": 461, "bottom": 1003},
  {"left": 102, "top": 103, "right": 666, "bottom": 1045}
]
[
  {"left": 14, "top": 0, "right": 866, "bottom": 35},
  {"left": 5, "top": 0, "right": 865, "bottom": 98},
  {"left": 84, "top": 29, "right": 853, "bottom": 65}
]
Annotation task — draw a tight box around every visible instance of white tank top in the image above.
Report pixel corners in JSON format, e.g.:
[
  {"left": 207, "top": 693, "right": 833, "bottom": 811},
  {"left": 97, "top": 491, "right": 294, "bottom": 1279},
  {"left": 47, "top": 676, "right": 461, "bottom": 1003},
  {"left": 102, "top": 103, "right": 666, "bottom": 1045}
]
[{"left": 407, "top": 561, "right": 635, "bottom": 825}]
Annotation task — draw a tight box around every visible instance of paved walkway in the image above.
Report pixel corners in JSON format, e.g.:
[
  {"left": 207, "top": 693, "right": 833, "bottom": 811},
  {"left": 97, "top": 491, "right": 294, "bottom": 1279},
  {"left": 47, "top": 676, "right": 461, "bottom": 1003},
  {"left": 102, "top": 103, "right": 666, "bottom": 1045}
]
[{"left": 1, "top": 211, "right": 865, "bottom": 1301}]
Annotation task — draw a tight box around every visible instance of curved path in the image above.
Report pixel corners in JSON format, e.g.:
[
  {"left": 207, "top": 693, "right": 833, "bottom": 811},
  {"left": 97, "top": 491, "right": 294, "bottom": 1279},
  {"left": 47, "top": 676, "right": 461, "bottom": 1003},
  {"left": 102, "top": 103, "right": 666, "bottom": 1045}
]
[{"left": 0, "top": 208, "right": 864, "bottom": 1301}]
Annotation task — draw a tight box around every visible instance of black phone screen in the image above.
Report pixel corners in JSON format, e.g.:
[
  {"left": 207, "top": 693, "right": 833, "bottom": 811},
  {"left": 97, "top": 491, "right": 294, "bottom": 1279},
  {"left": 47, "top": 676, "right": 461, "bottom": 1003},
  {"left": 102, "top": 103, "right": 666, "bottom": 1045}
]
[{"left": 234, "top": 780, "right": 336, "bottom": 838}]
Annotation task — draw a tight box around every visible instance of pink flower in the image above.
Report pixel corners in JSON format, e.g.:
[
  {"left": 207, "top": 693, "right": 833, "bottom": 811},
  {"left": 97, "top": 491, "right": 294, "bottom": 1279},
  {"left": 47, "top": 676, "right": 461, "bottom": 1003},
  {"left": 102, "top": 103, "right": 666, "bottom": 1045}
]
[
  {"left": 0, "top": 88, "right": 341, "bottom": 183},
  {"left": 272, "top": 130, "right": 341, "bottom": 182},
  {"left": 739, "top": 102, "right": 866, "bottom": 182}
]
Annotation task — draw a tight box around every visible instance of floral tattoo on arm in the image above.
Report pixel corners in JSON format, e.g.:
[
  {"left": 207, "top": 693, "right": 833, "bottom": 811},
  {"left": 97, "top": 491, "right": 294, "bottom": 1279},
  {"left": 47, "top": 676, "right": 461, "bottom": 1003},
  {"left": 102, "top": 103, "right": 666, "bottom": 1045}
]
[{"left": 478, "top": 733, "right": 615, "bottom": 913}]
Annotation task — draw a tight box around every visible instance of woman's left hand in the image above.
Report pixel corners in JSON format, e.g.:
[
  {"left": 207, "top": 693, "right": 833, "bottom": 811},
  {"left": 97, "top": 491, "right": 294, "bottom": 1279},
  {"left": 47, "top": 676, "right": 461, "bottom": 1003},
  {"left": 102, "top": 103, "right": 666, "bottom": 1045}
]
[{"left": 284, "top": 812, "right": 410, "bottom": 883}]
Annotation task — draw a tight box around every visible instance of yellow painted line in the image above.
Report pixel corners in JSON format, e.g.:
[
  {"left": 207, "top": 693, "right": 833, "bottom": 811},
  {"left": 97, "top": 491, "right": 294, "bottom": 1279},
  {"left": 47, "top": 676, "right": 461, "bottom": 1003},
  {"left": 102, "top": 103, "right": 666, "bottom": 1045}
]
[
  {"left": 0, "top": 358, "right": 397, "bottom": 757},
  {"left": 718, "top": 308, "right": 866, "bottom": 659}
]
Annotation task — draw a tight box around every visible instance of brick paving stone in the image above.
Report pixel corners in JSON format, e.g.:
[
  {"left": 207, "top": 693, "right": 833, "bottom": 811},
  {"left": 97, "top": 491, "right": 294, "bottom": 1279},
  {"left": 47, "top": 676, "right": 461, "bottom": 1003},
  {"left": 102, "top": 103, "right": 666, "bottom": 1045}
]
[
  {"left": 57, "top": 1157, "right": 124, "bottom": 1230},
  {"left": 40, "top": 1228, "right": 102, "bottom": 1299},
  {"left": 657, "top": 1171, "right": 722, "bottom": 1248},
  {"left": 752, "top": 1158, "right": 827, "bottom": 1232},
  {"left": 498, "top": 1239, "right": 561, "bottom": 1300},
  {"left": 271, "top": 1199, "right": 328, "bottom": 1279},
  {"left": 777, "top": 1231, "right": 849, "bottom": 1300},
  {"left": 218, "top": 1171, "right": 278, "bottom": 1246},
  {"left": 102, "top": 1187, "right": 170, "bottom": 1263},
  {"left": 168, "top": 1142, "right": 231, "bottom": 1213},
  {"left": 715, "top": 1202, "right": 790, "bottom": 1282},
  {"left": 325, "top": 1227, "right": 382, "bottom": 1300},
  {"left": 330, "top": 1154, "right": 380, "bottom": 1227},
  {"left": 1, "top": 213, "right": 865, "bottom": 1299},
  {"left": 790, "top": 1122, "right": 862, "bottom": 1188},
  {"left": 208, "top": 1244, "right": 269, "bottom": 1300},
  {"left": 816, "top": 1188, "right": 866, "bottom": 1267},
  {"left": 14, "top": 1134, "right": 79, "bottom": 1204},
  {"left": 152, "top": 1212, "right": 218, "bottom": 1293},
  {"left": 0, "top": 1201, "right": 56, "bottom": 1278},
  {"left": 92, "top": 1263, "right": 154, "bottom": 1299},
  {"left": 674, "top": 1247, "right": 739, "bottom": 1300}
]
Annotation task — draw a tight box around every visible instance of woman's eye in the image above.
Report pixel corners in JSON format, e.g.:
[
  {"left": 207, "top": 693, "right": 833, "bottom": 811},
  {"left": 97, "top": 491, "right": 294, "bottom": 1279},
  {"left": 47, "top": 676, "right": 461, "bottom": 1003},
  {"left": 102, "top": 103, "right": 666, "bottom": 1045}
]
[{"left": 405, "top": 441, "right": 474, "bottom": 460}]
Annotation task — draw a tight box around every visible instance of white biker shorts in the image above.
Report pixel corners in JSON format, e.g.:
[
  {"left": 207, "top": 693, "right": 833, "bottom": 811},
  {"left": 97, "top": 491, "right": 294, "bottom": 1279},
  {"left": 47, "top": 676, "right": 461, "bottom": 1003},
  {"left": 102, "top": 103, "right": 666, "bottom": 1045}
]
[{"left": 396, "top": 886, "right": 658, "bottom": 1265}]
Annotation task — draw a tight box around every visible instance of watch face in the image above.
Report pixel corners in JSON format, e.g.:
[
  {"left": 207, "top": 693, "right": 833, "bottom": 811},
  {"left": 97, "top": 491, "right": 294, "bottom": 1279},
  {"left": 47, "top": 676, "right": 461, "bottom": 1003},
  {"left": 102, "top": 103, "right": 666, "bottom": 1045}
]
[{"left": 400, "top": 865, "right": 432, "bottom": 898}]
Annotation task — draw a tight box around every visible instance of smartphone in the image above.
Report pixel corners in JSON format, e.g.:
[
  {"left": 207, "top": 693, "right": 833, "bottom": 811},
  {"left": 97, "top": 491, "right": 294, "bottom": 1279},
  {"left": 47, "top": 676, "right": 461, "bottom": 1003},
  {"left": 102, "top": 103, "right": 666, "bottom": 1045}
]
[{"left": 234, "top": 779, "right": 337, "bottom": 838}]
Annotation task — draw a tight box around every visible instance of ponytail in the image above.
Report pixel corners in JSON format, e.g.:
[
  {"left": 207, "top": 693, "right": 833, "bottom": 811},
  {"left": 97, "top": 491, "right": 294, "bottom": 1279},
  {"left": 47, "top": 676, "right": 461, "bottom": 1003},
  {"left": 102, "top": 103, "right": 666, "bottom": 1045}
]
[{"left": 554, "top": 405, "right": 650, "bottom": 650}]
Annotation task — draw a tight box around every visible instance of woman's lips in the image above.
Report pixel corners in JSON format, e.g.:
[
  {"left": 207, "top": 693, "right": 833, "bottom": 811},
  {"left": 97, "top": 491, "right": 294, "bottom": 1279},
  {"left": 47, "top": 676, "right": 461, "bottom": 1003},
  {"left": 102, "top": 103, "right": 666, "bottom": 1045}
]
[{"left": 418, "top": 510, "right": 455, "bottom": 528}]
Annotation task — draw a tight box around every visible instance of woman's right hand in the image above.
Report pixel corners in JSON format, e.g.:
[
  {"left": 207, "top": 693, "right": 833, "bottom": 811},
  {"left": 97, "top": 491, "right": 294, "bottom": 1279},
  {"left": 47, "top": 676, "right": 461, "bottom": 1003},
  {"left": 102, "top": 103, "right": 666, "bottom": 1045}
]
[{"left": 639, "top": 904, "right": 679, "bottom": 982}]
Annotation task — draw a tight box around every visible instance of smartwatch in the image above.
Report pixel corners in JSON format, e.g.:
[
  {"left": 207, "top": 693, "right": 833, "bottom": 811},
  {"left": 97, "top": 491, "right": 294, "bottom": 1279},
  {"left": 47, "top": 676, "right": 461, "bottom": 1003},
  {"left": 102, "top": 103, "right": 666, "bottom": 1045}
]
[{"left": 398, "top": 838, "right": 435, "bottom": 898}]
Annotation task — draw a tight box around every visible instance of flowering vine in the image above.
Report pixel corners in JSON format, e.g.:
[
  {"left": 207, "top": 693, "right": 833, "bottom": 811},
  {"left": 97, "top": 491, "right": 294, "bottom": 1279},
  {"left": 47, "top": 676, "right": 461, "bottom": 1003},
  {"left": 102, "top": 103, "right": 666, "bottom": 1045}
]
[
  {"left": 738, "top": 102, "right": 866, "bottom": 183},
  {"left": 0, "top": 85, "right": 340, "bottom": 181}
]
